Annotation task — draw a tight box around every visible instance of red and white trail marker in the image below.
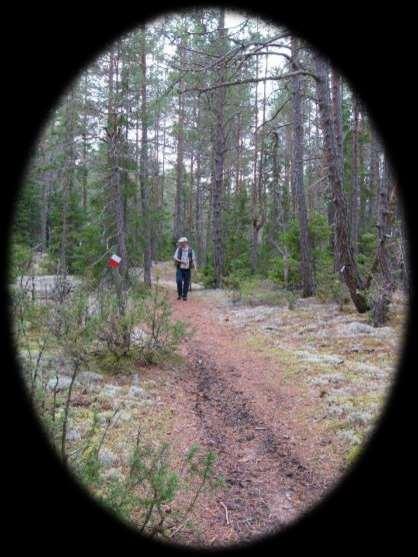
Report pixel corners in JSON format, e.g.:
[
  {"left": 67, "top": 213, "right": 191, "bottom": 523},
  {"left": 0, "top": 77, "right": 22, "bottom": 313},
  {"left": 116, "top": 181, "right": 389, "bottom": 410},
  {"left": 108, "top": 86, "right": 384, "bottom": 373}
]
[{"left": 108, "top": 254, "right": 122, "bottom": 269}]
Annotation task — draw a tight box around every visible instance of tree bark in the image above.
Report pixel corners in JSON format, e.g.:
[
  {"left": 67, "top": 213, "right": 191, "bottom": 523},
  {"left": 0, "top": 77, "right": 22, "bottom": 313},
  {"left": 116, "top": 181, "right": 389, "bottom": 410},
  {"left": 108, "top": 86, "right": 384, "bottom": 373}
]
[
  {"left": 350, "top": 97, "right": 360, "bottom": 256},
  {"left": 106, "top": 46, "right": 128, "bottom": 286},
  {"left": 59, "top": 91, "right": 75, "bottom": 280},
  {"left": 174, "top": 36, "right": 186, "bottom": 243},
  {"left": 314, "top": 53, "right": 369, "bottom": 312},
  {"left": 369, "top": 127, "right": 380, "bottom": 224},
  {"left": 139, "top": 25, "right": 152, "bottom": 287},
  {"left": 291, "top": 38, "right": 315, "bottom": 296},
  {"left": 211, "top": 9, "right": 228, "bottom": 287},
  {"left": 371, "top": 156, "right": 396, "bottom": 325},
  {"left": 330, "top": 70, "right": 343, "bottom": 269}
]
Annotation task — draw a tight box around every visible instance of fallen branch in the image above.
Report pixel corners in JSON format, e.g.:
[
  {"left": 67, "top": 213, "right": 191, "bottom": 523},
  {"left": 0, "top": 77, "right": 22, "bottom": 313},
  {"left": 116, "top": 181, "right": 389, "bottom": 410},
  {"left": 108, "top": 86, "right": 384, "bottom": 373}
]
[{"left": 220, "top": 501, "right": 230, "bottom": 525}]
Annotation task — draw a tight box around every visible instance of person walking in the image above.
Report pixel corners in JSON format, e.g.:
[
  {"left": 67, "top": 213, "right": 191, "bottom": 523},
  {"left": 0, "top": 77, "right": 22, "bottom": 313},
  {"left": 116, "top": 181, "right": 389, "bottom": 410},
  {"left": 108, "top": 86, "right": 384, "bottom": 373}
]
[{"left": 173, "top": 237, "right": 196, "bottom": 301}]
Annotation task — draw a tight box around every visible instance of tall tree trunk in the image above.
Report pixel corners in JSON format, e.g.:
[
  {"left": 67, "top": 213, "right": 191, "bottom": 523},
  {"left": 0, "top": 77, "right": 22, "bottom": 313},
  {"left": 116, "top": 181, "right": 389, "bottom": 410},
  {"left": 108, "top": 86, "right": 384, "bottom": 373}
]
[
  {"left": 250, "top": 45, "right": 268, "bottom": 272},
  {"left": 195, "top": 146, "right": 204, "bottom": 261},
  {"left": 106, "top": 46, "right": 128, "bottom": 285},
  {"left": 174, "top": 37, "right": 186, "bottom": 243},
  {"left": 59, "top": 91, "right": 75, "bottom": 281},
  {"left": 139, "top": 25, "right": 152, "bottom": 287},
  {"left": 151, "top": 112, "right": 160, "bottom": 260},
  {"left": 371, "top": 156, "right": 396, "bottom": 325},
  {"left": 39, "top": 141, "right": 51, "bottom": 252},
  {"left": 369, "top": 127, "right": 380, "bottom": 224},
  {"left": 314, "top": 53, "right": 369, "bottom": 312},
  {"left": 40, "top": 177, "right": 50, "bottom": 251},
  {"left": 291, "top": 38, "right": 315, "bottom": 296},
  {"left": 358, "top": 125, "right": 367, "bottom": 236},
  {"left": 211, "top": 9, "right": 227, "bottom": 287},
  {"left": 235, "top": 111, "right": 242, "bottom": 193},
  {"left": 270, "top": 130, "right": 281, "bottom": 249},
  {"left": 398, "top": 198, "right": 410, "bottom": 294},
  {"left": 330, "top": 70, "right": 343, "bottom": 269},
  {"left": 81, "top": 72, "right": 89, "bottom": 212},
  {"left": 194, "top": 96, "right": 204, "bottom": 261},
  {"left": 350, "top": 97, "right": 360, "bottom": 257}
]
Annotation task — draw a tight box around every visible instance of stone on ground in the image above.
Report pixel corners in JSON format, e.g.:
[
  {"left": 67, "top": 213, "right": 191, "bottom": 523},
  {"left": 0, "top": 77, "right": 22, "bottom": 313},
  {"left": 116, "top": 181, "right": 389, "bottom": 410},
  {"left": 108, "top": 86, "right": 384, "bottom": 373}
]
[
  {"left": 98, "top": 449, "right": 118, "bottom": 468},
  {"left": 77, "top": 371, "right": 104, "bottom": 386},
  {"left": 47, "top": 376, "right": 79, "bottom": 391}
]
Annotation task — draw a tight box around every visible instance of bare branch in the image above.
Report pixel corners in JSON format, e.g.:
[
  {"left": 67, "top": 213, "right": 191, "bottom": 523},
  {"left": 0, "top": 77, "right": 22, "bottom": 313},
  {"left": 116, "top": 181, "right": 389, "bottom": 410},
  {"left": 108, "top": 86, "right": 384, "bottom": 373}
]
[
  {"left": 181, "top": 70, "right": 318, "bottom": 95},
  {"left": 256, "top": 97, "right": 290, "bottom": 131}
]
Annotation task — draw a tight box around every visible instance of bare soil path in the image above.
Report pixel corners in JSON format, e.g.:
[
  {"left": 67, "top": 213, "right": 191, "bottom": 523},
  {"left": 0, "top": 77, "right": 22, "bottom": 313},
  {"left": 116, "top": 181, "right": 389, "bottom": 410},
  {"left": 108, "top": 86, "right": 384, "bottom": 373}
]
[{"left": 151, "top": 264, "right": 347, "bottom": 546}]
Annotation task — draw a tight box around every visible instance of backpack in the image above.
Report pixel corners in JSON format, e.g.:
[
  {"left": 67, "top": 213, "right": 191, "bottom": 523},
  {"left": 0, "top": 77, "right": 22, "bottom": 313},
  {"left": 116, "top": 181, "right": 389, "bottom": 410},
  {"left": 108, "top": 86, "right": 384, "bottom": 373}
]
[{"left": 175, "top": 247, "right": 194, "bottom": 269}]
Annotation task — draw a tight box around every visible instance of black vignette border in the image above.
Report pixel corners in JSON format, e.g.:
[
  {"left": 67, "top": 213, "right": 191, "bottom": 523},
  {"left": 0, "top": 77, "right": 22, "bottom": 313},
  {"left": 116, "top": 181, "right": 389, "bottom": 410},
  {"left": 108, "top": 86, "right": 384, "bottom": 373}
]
[{"left": 2, "top": 1, "right": 416, "bottom": 554}]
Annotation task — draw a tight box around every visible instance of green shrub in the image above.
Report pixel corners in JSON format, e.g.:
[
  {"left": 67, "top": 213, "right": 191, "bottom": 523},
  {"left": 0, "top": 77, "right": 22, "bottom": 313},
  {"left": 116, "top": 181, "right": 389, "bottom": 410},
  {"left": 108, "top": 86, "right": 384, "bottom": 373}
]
[
  {"left": 9, "top": 241, "right": 32, "bottom": 282},
  {"left": 141, "top": 282, "right": 186, "bottom": 364},
  {"left": 92, "top": 280, "right": 185, "bottom": 370},
  {"left": 96, "top": 441, "right": 222, "bottom": 539},
  {"left": 36, "top": 252, "right": 58, "bottom": 275},
  {"left": 316, "top": 270, "right": 350, "bottom": 309},
  {"left": 267, "top": 254, "right": 300, "bottom": 287},
  {"left": 228, "top": 275, "right": 290, "bottom": 307},
  {"left": 199, "top": 264, "right": 217, "bottom": 288}
]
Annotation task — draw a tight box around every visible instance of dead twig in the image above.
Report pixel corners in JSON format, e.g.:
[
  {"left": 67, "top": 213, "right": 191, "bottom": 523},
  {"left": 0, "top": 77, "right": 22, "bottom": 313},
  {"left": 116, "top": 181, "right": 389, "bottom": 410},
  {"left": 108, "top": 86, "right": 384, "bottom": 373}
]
[{"left": 220, "top": 501, "right": 230, "bottom": 525}]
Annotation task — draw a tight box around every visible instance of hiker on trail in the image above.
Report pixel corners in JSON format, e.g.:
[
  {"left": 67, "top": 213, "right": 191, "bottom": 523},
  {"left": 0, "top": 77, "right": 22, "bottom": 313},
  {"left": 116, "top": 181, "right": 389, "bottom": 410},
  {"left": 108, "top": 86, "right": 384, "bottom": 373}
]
[{"left": 173, "top": 237, "right": 196, "bottom": 301}]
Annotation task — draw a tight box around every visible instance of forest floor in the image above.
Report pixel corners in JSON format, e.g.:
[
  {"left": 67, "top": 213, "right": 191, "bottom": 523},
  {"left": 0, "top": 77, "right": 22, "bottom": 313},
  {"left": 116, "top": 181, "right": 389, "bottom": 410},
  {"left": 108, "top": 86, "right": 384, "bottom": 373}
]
[
  {"left": 135, "top": 261, "right": 405, "bottom": 547},
  {"left": 19, "top": 261, "right": 406, "bottom": 549}
]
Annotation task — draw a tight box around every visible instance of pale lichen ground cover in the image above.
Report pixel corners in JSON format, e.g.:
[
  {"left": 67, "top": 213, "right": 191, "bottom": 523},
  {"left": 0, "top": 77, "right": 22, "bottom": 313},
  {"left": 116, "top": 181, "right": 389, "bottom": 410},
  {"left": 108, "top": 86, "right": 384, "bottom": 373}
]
[{"left": 218, "top": 291, "right": 407, "bottom": 465}]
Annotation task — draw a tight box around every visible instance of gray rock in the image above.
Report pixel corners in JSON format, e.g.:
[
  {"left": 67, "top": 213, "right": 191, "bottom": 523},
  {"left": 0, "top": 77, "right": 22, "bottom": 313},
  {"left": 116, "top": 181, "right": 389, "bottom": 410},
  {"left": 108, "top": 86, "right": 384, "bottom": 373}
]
[
  {"left": 297, "top": 351, "right": 344, "bottom": 365},
  {"left": 309, "top": 376, "right": 330, "bottom": 386},
  {"left": 13, "top": 274, "right": 81, "bottom": 300},
  {"left": 97, "top": 411, "right": 113, "bottom": 425},
  {"left": 100, "top": 384, "right": 123, "bottom": 398},
  {"left": 373, "top": 326, "right": 393, "bottom": 338},
  {"left": 336, "top": 429, "right": 361, "bottom": 445},
  {"left": 77, "top": 371, "right": 104, "bottom": 386},
  {"left": 327, "top": 405, "right": 345, "bottom": 418},
  {"left": 115, "top": 410, "right": 132, "bottom": 423},
  {"left": 310, "top": 372, "right": 344, "bottom": 387},
  {"left": 327, "top": 372, "right": 345, "bottom": 384},
  {"left": 47, "top": 376, "right": 79, "bottom": 391},
  {"left": 348, "top": 411, "right": 373, "bottom": 427},
  {"left": 98, "top": 449, "right": 118, "bottom": 468},
  {"left": 102, "top": 467, "right": 124, "bottom": 482},
  {"left": 352, "top": 362, "right": 379, "bottom": 373},
  {"left": 128, "top": 385, "right": 146, "bottom": 399},
  {"left": 338, "top": 322, "right": 375, "bottom": 336},
  {"left": 66, "top": 428, "right": 81, "bottom": 442}
]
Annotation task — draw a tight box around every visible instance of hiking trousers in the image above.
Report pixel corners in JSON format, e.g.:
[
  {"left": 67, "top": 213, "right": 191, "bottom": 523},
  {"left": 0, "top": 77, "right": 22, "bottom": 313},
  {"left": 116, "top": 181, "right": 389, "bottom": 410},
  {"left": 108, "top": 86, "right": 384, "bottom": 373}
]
[{"left": 176, "top": 268, "right": 191, "bottom": 298}]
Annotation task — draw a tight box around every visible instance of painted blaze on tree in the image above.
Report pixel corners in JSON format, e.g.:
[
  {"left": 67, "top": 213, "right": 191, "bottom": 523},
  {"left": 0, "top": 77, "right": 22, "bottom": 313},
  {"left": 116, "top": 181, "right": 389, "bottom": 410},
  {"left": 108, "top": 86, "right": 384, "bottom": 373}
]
[{"left": 108, "top": 254, "right": 122, "bottom": 269}]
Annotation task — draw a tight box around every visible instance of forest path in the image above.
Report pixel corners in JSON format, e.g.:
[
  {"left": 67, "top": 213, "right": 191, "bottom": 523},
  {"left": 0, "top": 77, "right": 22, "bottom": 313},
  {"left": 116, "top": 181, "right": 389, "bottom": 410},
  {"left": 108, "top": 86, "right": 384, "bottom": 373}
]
[{"left": 151, "top": 262, "right": 335, "bottom": 545}]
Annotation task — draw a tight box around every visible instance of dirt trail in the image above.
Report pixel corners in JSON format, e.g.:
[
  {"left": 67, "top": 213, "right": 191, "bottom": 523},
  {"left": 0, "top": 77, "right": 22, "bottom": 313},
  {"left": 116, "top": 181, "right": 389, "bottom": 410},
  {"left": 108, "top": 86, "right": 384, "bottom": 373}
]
[
  {"left": 183, "top": 345, "right": 325, "bottom": 543},
  {"left": 154, "top": 268, "right": 337, "bottom": 546}
]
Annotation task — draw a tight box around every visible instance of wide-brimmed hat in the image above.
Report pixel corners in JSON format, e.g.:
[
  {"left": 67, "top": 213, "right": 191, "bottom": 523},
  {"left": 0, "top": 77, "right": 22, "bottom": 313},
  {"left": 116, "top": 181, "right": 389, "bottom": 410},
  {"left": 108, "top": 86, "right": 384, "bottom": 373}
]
[{"left": 178, "top": 237, "right": 188, "bottom": 243}]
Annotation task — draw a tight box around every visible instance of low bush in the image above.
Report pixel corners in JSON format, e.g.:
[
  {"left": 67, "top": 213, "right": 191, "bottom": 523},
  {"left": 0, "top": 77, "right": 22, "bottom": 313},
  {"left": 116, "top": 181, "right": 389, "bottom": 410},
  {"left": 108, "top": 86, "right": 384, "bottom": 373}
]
[
  {"left": 69, "top": 411, "right": 222, "bottom": 540},
  {"left": 92, "top": 280, "right": 186, "bottom": 370},
  {"left": 198, "top": 264, "right": 217, "bottom": 289},
  {"left": 225, "top": 275, "right": 291, "bottom": 307}
]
